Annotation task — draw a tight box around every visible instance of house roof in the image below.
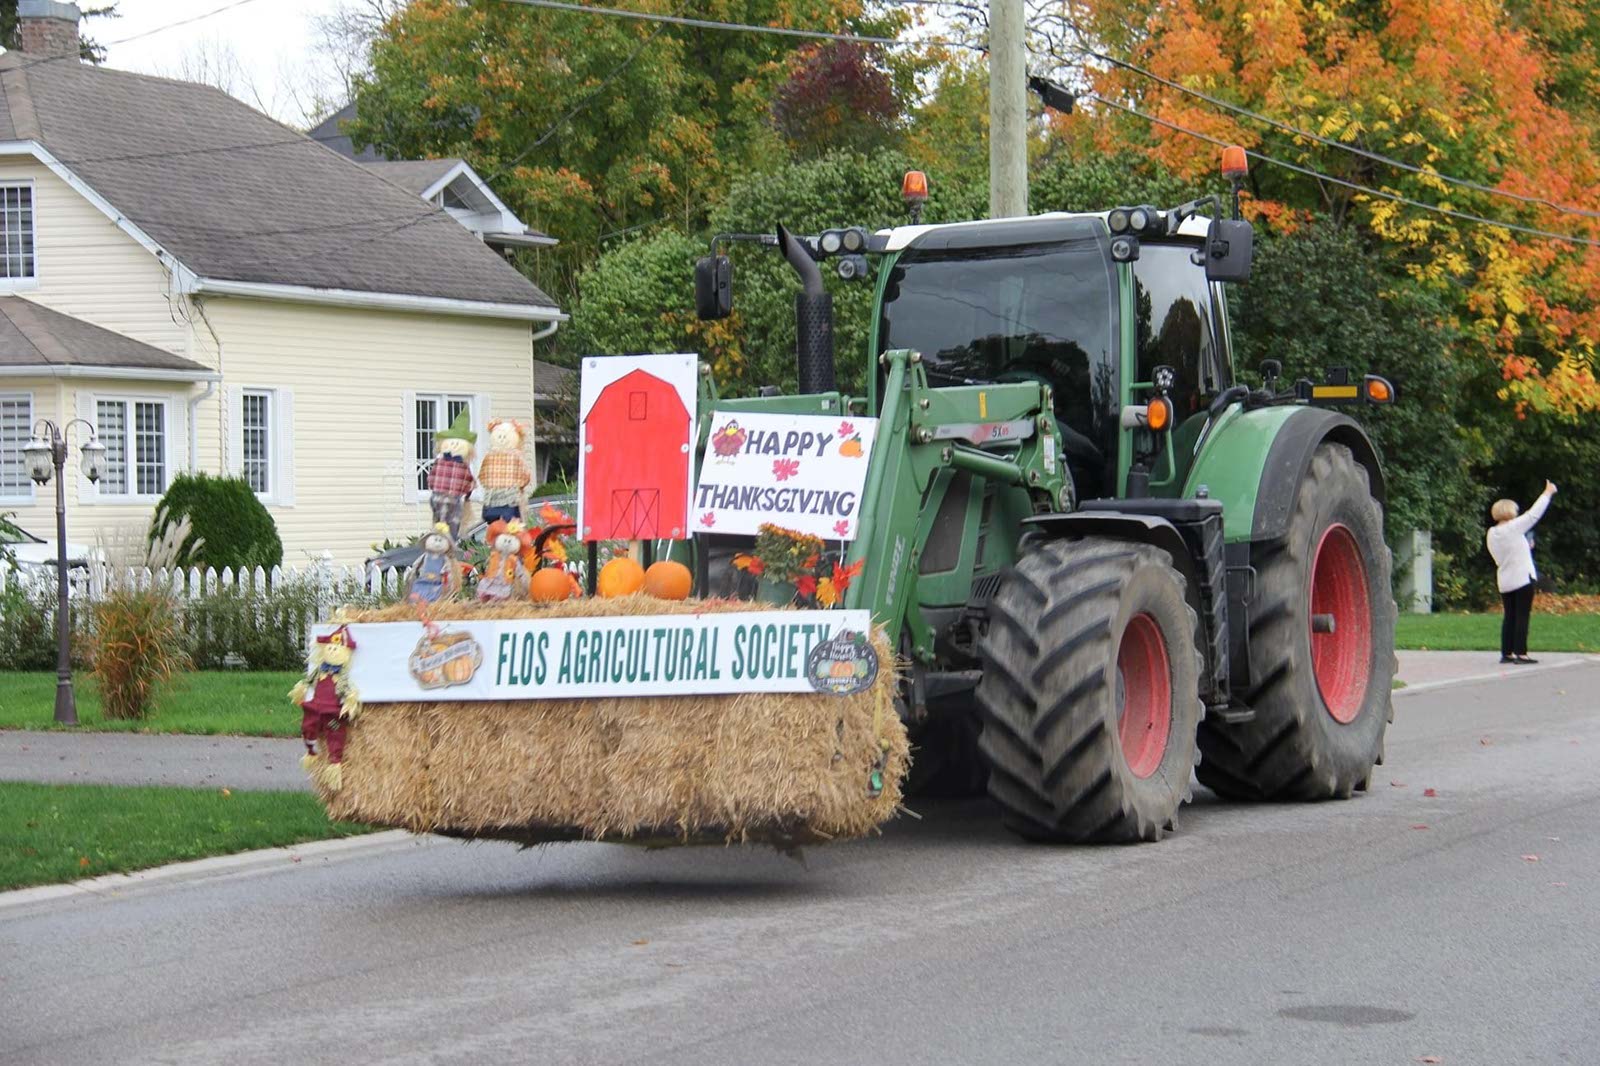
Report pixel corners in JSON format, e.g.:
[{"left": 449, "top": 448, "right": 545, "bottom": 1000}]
[
  {"left": 361, "top": 158, "right": 463, "bottom": 196},
  {"left": 306, "top": 102, "right": 379, "bottom": 162},
  {"left": 0, "top": 297, "right": 214, "bottom": 375},
  {"left": 0, "top": 53, "right": 557, "bottom": 312},
  {"left": 533, "top": 359, "right": 575, "bottom": 400}
]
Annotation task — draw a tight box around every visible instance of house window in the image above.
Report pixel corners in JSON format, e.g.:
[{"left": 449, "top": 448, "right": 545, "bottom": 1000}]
[
  {"left": 95, "top": 398, "right": 168, "bottom": 498},
  {"left": 0, "top": 392, "right": 32, "bottom": 499},
  {"left": 414, "top": 393, "right": 474, "bottom": 493},
  {"left": 241, "top": 390, "right": 271, "bottom": 494},
  {"left": 0, "top": 184, "right": 35, "bottom": 280}
]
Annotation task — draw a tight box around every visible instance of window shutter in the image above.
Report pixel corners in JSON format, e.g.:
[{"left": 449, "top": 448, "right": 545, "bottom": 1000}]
[
  {"left": 226, "top": 386, "right": 244, "bottom": 477},
  {"left": 75, "top": 389, "right": 97, "bottom": 503},
  {"left": 277, "top": 388, "right": 296, "bottom": 506},
  {"left": 401, "top": 390, "right": 419, "bottom": 504}
]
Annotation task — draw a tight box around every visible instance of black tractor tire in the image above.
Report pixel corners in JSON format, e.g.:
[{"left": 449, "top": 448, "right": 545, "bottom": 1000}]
[
  {"left": 1197, "top": 442, "right": 1397, "bottom": 801},
  {"left": 976, "top": 537, "right": 1203, "bottom": 843},
  {"left": 905, "top": 710, "right": 989, "bottom": 798}
]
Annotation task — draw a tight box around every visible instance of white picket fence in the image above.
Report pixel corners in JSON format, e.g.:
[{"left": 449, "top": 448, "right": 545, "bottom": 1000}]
[{"left": 0, "top": 559, "right": 406, "bottom": 605}]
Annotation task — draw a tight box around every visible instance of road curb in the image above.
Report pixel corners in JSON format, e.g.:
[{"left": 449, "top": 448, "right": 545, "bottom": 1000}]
[
  {"left": 1395, "top": 655, "right": 1599, "bottom": 696},
  {"left": 0, "top": 829, "right": 436, "bottom": 914}
]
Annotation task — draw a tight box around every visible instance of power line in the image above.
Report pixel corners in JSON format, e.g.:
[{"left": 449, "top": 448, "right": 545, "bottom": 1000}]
[
  {"left": 493, "top": 0, "right": 977, "bottom": 50},
  {"left": 488, "top": 14, "right": 674, "bottom": 182},
  {"left": 1084, "top": 92, "right": 1600, "bottom": 249},
  {"left": 1076, "top": 46, "right": 1600, "bottom": 220},
  {"left": 12, "top": 0, "right": 265, "bottom": 71}
]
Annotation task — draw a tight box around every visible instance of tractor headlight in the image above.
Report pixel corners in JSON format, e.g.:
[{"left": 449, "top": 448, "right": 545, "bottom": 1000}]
[
  {"left": 1128, "top": 207, "right": 1151, "bottom": 232},
  {"left": 837, "top": 254, "right": 870, "bottom": 281},
  {"left": 842, "top": 227, "right": 867, "bottom": 253},
  {"left": 819, "top": 229, "right": 844, "bottom": 255},
  {"left": 1110, "top": 235, "right": 1140, "bottom": 262},
  {"left": 1108, "top": 208, "right": 1131, "bottom": 234}
]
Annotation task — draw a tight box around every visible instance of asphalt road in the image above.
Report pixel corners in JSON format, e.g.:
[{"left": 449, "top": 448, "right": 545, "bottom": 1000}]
[{"left": 4, "top": 662, "right": 1597, "bottom": 1065}]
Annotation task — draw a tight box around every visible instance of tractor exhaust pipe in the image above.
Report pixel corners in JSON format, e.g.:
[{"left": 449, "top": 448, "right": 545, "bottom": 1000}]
[{"left": 777, "top": 223, "right": 836, "bottom": 394}]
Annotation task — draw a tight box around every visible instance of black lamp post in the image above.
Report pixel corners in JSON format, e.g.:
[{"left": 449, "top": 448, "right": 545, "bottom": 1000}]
[{"left": 22, "top": 419, "right": 106, "bottom": 727}]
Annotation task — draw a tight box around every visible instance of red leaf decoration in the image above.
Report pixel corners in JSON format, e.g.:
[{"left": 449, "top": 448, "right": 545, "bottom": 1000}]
[
  {"left": 701, "top": 511, "right": 716, "bottom": 527},
  {"left": 773, "top": 457, "right": 800, "bottom": 481}
]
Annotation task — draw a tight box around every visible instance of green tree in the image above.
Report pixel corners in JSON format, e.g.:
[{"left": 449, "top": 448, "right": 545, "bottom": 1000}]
[{"left": 150, "top": 474, "right": 283, "bottom": 572}]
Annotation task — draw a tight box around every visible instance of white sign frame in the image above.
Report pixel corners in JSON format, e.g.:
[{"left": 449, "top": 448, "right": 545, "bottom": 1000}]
[
  {"left": 576, "top": 353, "right": 699, "bottom": 541},
  {"left": 319, "top": 611, "right": 874, "bottom": 702},
  {"left": 691, "top": 410, "right": 878, "bottom": 541}
]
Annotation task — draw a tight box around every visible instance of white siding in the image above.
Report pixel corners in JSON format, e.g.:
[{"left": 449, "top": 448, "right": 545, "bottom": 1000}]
[
  {"left": 197, "top": 297, "right": 534, "bottom": 564},
  {"left": 0, "top": 155, "right": 189, "bottom": 354}
]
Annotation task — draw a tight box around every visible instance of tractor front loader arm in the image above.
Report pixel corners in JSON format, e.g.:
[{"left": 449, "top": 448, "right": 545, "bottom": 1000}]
[{"left": 842, "top": 349, "right": 1065, "bottom": 657}]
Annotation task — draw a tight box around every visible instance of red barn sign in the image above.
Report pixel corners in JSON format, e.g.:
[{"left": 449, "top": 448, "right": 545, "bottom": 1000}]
[{"left": 577, "top": 355, "right": 697, "bottom": 541}]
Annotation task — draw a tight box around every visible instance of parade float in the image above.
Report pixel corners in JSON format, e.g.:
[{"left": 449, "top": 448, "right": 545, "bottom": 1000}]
[{"left": 297, "top": 353, "right": 906, "bottom": 849}]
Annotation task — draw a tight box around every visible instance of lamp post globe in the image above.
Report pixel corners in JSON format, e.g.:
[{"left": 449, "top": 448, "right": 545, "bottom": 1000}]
[
  {"left": 79, "top": 437, "right": 106, "bottom": 483},
  {"left": 23, "top": 435, "right": 53, "bottom": 484}
]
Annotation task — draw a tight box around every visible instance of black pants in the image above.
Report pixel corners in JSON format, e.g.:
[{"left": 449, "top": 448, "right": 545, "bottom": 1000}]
[{"left": 1501, "top": 582, "right": 1535, "bottom": 658}]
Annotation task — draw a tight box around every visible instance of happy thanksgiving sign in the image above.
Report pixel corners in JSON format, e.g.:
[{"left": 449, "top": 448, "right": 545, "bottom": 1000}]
[{"left": 690, "top": 411, "right": 878, "bottom": 540}]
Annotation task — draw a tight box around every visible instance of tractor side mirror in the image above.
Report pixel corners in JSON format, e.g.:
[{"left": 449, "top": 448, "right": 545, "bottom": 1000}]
[
  {"left": 1203, "top": 218, "right": 1254, "bottom": 283},
  {"left": 694, "top": 255, "right": 732, "bottom": 320}
]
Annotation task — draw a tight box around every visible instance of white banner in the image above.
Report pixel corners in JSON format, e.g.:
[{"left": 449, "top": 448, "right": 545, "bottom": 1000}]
[
  {"left": 317, "top": 610, "right": 874, "bottom": 702},
  {"left": 690, "top": 411, "right": 878, "bottom": 540}
]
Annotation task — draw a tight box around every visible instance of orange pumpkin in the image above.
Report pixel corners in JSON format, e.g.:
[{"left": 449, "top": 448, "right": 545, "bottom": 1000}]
[
  {"left": 529, "top": 567, "right": 575, "bottom": 602},
  {"left": 643, "top": 560, "right": 693, "bottom": 600},
  {"left": 598, "top": 556, "right": 646, "bottom": 598}
]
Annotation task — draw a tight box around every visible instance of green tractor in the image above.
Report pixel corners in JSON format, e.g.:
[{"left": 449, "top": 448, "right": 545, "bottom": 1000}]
[{"left": 685, "top": 162, "right": 1398, "bottom": 843}]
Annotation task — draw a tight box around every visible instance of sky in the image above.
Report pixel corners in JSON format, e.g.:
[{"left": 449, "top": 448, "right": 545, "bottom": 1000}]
[{"left": 92, "top": 0, "right": 341, "bottom": 126}]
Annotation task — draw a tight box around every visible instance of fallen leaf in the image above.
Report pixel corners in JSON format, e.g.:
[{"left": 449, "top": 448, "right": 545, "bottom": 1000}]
[
  {"left": 1411, "top": 824, "right": 1430, "bottom": 830},
  {"left": 631, "top": 939, "right": 649, "bottom": 946},
  {"left": 1422, "top": 788, "right": 1437, "bottom": 797},
  {"left": 1479, "top": 737, "right": 1493, "bottom": 746},
  {"left": 290, "top": 855, "right": 302, "bottom": 864},
  {"left": 1547, "top": 836, "right": 1561, "bottom": 842},
  {"left": 1418, "top": 1057, "right": 1443, "bottom": 1064},
  {"left": 1390, "top": 781, "right": 1407, "bottom": 788},
  {"left": 220, "top": 788, "right": 232, "bottom": 797},
  {"left": 1521, "top": 855, "right": 1540, "bottom": 862},
  {"left": 78, "top": 857, "right": 90, "bottom": 868}
]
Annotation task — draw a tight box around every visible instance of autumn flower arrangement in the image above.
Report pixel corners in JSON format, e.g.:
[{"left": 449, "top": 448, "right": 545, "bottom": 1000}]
[{"left": 732, "top": 523, "right": 865, "bottom": 608}]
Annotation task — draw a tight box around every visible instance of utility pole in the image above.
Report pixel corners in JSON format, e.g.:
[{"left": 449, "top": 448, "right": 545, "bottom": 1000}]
[{"left": 988, "top": 0, "right": 1028, "bottom": 219}]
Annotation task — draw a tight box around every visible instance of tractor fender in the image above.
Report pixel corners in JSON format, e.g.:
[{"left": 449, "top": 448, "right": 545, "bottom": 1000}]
[
  {"left": 1184, "top": 405, "right": 1385, "bottom": 544},
  {"left": 1021, "top": 511, "right": 1203, "bottom": 609}
]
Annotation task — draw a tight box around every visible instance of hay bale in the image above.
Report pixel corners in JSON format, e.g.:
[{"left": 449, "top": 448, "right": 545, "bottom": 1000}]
[{"left": 307, "top": 597, "right": 908, "bottom": 847}]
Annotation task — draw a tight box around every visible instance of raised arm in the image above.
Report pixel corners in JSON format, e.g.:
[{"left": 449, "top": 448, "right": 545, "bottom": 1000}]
[{"left": 1503, "top": 483, "right": 1555, "bottom": 536}]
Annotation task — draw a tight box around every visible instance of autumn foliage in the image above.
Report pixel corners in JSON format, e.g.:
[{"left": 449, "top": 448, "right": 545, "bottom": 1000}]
[{"left": 1075, "top": 0, "right": 1600, "bottom": 416}]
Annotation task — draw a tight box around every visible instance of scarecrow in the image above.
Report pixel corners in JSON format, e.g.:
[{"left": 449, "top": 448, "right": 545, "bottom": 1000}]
[
  {"left": 478, "top": 519, "right": 527, "bottom": 602},
  {"left": 477, "top": 418, "right": 533, "bottom": 525},
  {"left": 292, "top": 624, "right": 360, "bottom": 791},
  {"left": 407, "top": 523, "right": 460, "bottom": 605},
  {"left": 428, "top": 411, "right": 477, "bottom": 539}
]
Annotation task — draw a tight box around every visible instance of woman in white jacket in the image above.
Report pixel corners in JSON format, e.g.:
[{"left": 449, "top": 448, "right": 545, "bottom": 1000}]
[{"left": 1486, "top": 480, "right": 1557, "bottom": 664}]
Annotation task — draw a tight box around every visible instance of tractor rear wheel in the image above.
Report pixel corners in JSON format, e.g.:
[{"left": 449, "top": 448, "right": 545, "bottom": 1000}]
[
  {"left": 976, "top": 538, "right": 1202, "bottom": 843},
  {"left": 1197, "top": 442, "right": 1397, "bottom": 800}
]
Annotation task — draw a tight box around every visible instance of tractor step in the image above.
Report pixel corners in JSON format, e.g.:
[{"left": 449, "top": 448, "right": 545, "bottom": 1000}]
[{"left": 1209, "top": 703, "right": 1257, "bottom": 725}]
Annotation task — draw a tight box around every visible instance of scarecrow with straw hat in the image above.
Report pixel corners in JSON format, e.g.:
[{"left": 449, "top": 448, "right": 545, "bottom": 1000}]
[
  {"left": 429, "top": 411, "right": 477, "bottom": 539},
  {"left": 292, "top": 624, "right": 360, "bottom": 790}
]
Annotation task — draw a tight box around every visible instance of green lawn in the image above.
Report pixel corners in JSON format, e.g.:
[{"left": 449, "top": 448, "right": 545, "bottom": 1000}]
[
  {"left": 0, "top": 782, "right": 371, "bottom": 891},
  {"left": 0, "top": 671, "right": 301, "bottom": 736},
  {"left": 1396, "top": 611, "right": 1600, "bottom": 653}
]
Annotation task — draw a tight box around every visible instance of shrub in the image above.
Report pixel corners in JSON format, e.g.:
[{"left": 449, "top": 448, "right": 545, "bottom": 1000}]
[
  {"left": 90, "top": 585, "right": 189, "bottom": 719},
  {"left": 0, "top": 579, "right": 90, "bottom": 671},
  {"left": 150, "top": 474, "right": 282, "bottom": 571},
  {"left": 183, "top": 571, "right": 400, "bottom": 671}
]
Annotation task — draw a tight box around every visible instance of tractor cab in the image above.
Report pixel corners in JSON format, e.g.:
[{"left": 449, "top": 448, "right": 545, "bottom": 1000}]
[{"left": 871, "top": 208, "right": 1242, "bottom": 501}]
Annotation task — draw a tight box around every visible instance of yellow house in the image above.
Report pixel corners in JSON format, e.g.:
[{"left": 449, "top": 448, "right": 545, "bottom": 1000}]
[{"left": 0, "top": 35, "right": 564, "bottom": 566}]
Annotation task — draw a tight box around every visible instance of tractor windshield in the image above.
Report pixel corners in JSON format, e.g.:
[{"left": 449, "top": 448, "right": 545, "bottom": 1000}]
[{"left": 879, "top": 235, "right": 1120, "bottom": 498}]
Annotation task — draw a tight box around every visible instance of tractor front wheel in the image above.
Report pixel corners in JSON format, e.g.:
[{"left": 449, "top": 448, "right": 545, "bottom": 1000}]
[
  {"left": 1197, "top": 442, "right": 1397, "bottom": 800},
  {"left": 976, "top": 538, "right": 1202, "bottom": 843}
]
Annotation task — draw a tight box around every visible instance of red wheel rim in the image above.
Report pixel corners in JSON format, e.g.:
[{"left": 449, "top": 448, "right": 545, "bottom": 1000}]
[
  {"left": 1117, "top": 612, "right": 1172, "bottom": 779},
  {"left": 1310, "top": 523, "right": 1373, "bottom": 724}
]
